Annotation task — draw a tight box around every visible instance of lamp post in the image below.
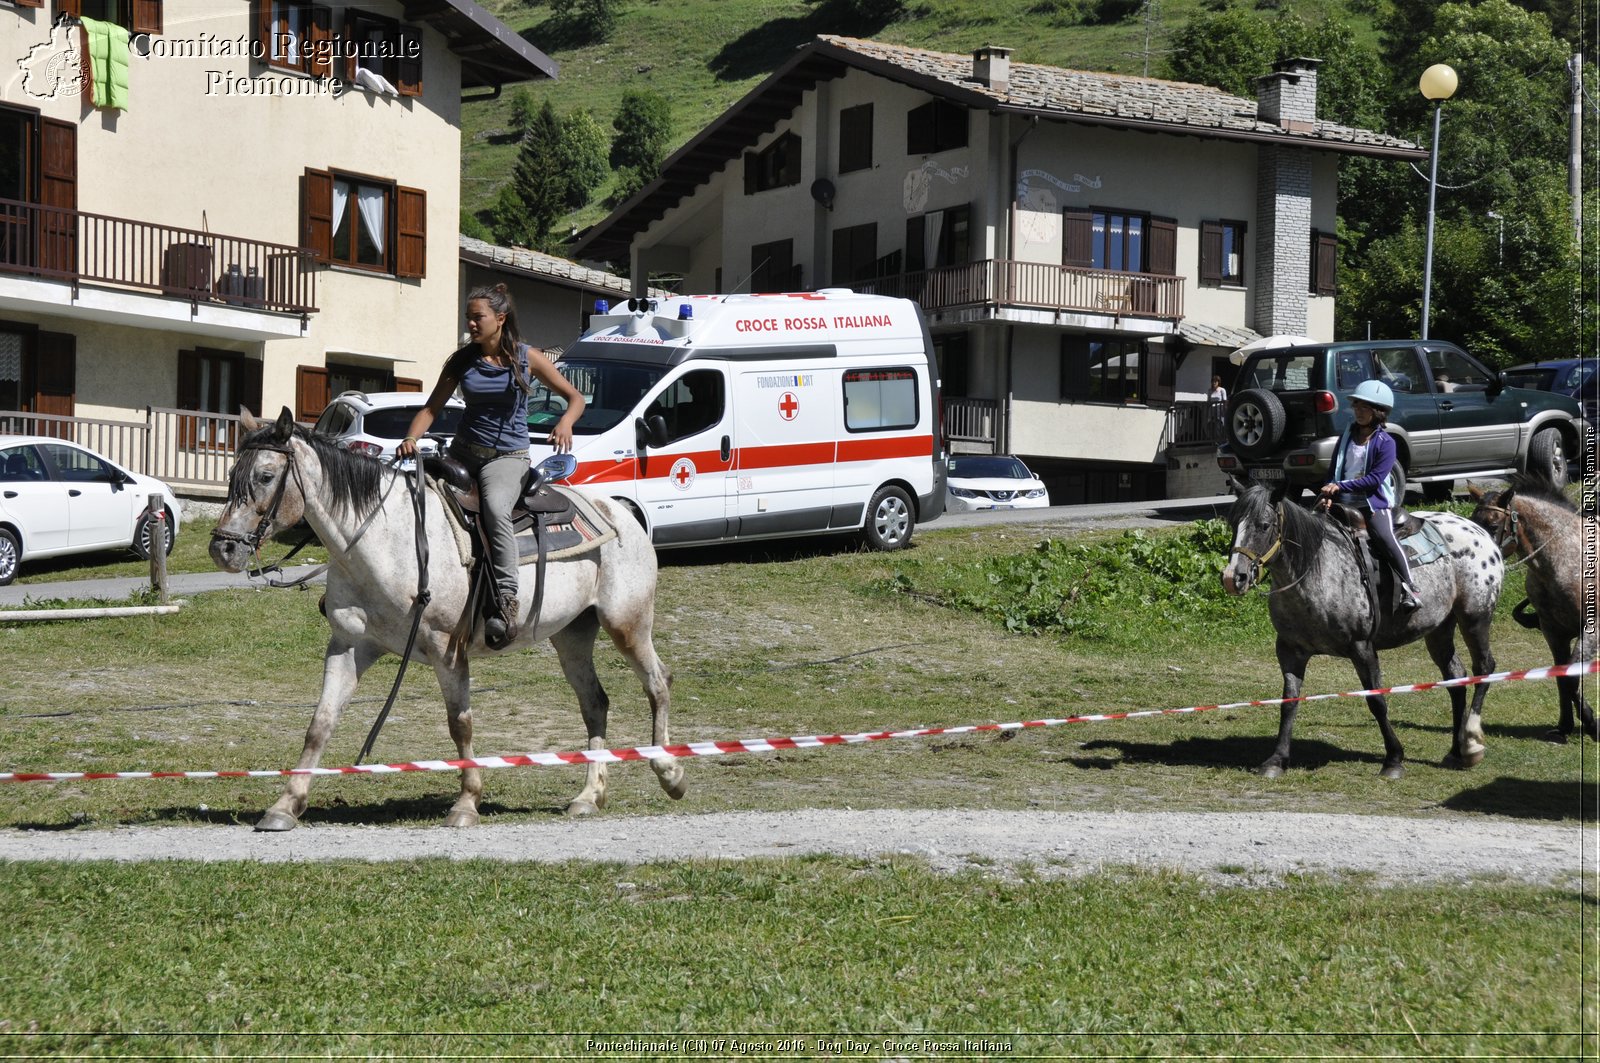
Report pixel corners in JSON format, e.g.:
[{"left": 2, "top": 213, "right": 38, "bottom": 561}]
[{"left": 1419, "top": 63, "right": 1458, "bottom": 340}]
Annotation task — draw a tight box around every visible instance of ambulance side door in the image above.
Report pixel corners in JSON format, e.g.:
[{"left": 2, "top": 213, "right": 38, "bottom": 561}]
[
  {"left": 731, "top": 367, "right": 837, "bottom": 537},
  {"left": 634, "top": 367, "right": 734, "bottom": 545}
]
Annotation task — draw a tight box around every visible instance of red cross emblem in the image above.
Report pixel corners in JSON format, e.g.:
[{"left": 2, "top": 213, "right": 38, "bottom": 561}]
[
  {"left": 670, "top": 457, "right": 696, "bottom": 491},
  {"left": 779, "top": 392, "right": 799, "bottom": 421}
]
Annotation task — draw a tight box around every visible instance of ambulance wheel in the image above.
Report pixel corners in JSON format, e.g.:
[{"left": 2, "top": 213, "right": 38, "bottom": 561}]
[
  {"left": 863, "top": 485, "right": 914, "bottom": 551},
  {"left": 615, "top": 498, "right": 647, "bottom": 530}
]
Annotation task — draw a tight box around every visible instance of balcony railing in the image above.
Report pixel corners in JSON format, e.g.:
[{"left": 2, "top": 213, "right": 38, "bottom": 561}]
[
  {"left": 1165, "top": 400, "right": 1226, "bottom": 447},
  {"left": 0, "top": 406, "right": 246, "bottom": 492},
  {"left": 858, "top": 259, "right": 1184, "bottom": 321},
  {"left": 0, "top": 197, "right": 318, "bottom": 317},
  {"left": 944, "top": 396, "right": 998, "bottom": 445}
]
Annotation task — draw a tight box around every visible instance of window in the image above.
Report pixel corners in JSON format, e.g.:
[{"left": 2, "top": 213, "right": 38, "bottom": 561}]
[
  {"left": 254, "top": 4, "right": 419, "bottom": 93},
  {"left": 934, "top": 333, "right": 969, "bottom": 398},
  {"left": 59, "top": 0, "right": 162, "bottom": 34},
  {"left": 0, "top": 104, "right": 76, "bottom": 276},
  {"left": 1061, "top": 336, "right": 1148, "bottom": 404},
  {"left": 41, "top": 442, "right": 117, "bottom": 483},
  {"left": 177, "top": 348, "right": 262, "bottom": 448},
  {"left": 907, "top": 100, "right": 967, "bottom": 155},
  {"left": 1310, "top": 229, "right": 1337, "bottom": 295},
  {"left": 905, "top": 205, "right": 970, "bottom": 272},
  {"left": 300, "top": 168, "right": 426, "bottom": 277},
  {"left": 1372, "top": 347, "right": 1423, "bottom": 395},
  {"left": 831, "top": 222, "right": 877, "bottom": 286},
  {"left": 0, "top": 445, "right": 46, "bottom": 483},
  {"left": 1200, "top": 220, "right": 1246, "bottom": 287},
  {"left": 743, "top": 131, "right": 802, "bottom": 195},
  {"left": 748, "top": 238, "right": 796, "bottom": 292},
  {"left": 0, "top": 322, "right": 75, "bottom": 418},
  {"left": 843, "top": 368, "right": 918, "bottom": 431},
  {"left": 258, "top": 0, "right": 333, "bottom": 77},
  {"left": 839, "top": 104, "right": 873, "bottom": 173},
  {"left": 1421, "top": 345, "right": 1493, "bottom": 392},
  {"left": 645, "top": 369, "right": 725, "bottom": 445}
]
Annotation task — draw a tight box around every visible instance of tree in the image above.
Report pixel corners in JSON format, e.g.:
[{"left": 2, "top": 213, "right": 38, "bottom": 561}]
[
  {"left": 501, "top": 100, "right": 566, "bottom": 249},
  {"left": 556, "top": 109, "right": 609, "bottom": 210},
  {"left": 507, "top": 87, "right": 538, "bottom": 140},
  {"left": 550, "top": 0, "right": 616, "bottom": 41},
  {"left": 610, "top": 90, "right": 672, "bottom": 185}
]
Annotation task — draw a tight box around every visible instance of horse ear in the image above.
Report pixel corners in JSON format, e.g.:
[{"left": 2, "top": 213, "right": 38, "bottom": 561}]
[
  {"left": 273, "top": 407, "right": 295, "bottom": 443},
  {"left": 1226, "top": 474, "right": 1250, "bottom": 495},
  {"left": 1266, "top": 481, "right": 1288, "bottom": 504},
  {"left": 239, "top": 408, "right": 262, "bottom": 431},
  {"left": 1465, "top": 482, "right": 1483, "bottom": 502}
]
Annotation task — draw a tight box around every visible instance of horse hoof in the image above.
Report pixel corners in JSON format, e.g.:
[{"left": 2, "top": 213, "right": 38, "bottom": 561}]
[
  {"left": 652, "top": 758, "right": 688, "bottom": 800},
  {"left": 1255, "top": 763, "right": 1284, "bottom": 779},
  {"left": 566, "top": 799, "right": 602, "bottom": 818},
  {"left": 254, "top": 810, "right": 298, "bottom": 833},
  {"left": 1380, "top": 764, "right": 1404, "bottom": 781},
  {"left": 442, "top": 809, "right": 479, "bottom": 828},
  {"left": 1540, "top": 729, "right": 1570, "bottom": 745}
]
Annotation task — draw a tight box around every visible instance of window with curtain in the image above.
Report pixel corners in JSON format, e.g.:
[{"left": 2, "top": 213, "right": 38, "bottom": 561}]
[
  {"left": 905, "top": 204, "right": 970, "bottom": 273},
  {"left": 1061, "top": 335, "right": 1147, "bottom": 404},
  {"left": 1200, "top": 220, "right": 1246, "bottom": 287},
  {"left": 331, "top": 177, "right": 388, "bottom": 270}
]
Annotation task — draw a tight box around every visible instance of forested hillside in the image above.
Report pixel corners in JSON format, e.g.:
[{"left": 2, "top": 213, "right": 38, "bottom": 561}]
[{"left": 466, "top": 0, "right": 1592, "bottom": 364}]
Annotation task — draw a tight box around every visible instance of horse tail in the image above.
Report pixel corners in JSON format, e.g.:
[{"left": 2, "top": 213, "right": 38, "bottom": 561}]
[{"left": 1512, "top": 598, "right": 1541, "bottom": 629}]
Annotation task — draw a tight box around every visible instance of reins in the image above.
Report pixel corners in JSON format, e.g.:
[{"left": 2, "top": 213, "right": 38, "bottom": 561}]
[
  {"left": 355, "top": 465, "right": 430, "bottom": 766},
  {"left": 1232, "top": 502, "right": 1312, "bottom": 595},
  {"left": 1477, "top": 500, "right": 1552, "bottom": 571}
]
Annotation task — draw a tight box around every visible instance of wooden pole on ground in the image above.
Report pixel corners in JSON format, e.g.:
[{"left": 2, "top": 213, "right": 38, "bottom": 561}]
[{"left": 147, "top": 493, "right": 168, "bottom": 605}]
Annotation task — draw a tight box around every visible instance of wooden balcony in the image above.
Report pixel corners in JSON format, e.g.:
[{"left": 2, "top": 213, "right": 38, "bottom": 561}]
[
  {"left": 858, "top": 259, "right": 1184, "bottom": 321},
  {"left": 0, "top": 196, "right": 318, "bottom": 318}
]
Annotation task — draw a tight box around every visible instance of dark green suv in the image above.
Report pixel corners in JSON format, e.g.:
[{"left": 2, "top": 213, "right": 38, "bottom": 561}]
[{"left": 1216, "top": 340, "right": 1588, "bottom": 499}]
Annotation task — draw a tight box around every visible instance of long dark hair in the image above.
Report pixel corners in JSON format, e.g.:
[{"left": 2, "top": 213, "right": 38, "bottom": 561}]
[{"left": 453, "top": 283, "right": 532, "bottom": 394}]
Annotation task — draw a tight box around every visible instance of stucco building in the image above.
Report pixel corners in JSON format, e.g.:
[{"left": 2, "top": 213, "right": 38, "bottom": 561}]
[{"left": 574, "top": 36, "right": 1426, "bottom": 503}]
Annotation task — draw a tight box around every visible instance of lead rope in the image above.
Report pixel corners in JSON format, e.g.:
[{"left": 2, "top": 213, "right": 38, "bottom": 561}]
[{"left": 356, "top": 467, "right": 431, "bottom": 765}]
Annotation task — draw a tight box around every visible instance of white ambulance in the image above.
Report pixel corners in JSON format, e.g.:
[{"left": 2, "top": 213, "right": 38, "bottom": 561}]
[{"left": 525, "top": 290, "right": 947, "bottom": 550}]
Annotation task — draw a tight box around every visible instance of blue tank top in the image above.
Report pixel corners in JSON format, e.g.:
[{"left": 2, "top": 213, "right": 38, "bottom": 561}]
[{"left": 456, "top": 344, "right": 530, "bottom": 451}]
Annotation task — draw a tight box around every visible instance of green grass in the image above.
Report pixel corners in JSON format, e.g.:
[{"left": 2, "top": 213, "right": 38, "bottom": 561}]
[{"left": 0, "top": 860, "right": 1592, "bottom": 1055}]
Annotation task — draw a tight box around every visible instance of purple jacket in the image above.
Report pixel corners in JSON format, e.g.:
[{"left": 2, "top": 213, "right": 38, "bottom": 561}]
[{"left": 1328, "top": 424, "right": 1398, "bottom": 510}]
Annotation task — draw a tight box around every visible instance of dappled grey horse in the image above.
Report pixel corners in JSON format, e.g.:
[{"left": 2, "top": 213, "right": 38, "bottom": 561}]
[
  {"left": 1221, "top": 480, "right": 1502, "bottom": 779},
  {"left": 209, "top": 408, "right": 686, "bottom": 830},
  {"left": 1469, "top": 473, "right": 1598, "bottom": 742}
]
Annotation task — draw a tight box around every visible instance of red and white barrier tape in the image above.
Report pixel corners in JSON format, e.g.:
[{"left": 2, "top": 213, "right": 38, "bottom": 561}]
[{"left": 4, "top": 660, "right": 1595, "bottom": 785}]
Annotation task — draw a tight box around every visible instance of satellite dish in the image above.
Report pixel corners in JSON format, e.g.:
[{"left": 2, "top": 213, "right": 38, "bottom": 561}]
[{"left": 809, "top": 179, "right": 836, "bottom": 209}]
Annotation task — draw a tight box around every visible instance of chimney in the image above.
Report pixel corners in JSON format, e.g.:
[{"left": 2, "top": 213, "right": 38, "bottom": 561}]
[
  {"left": 1255, "top": 57, "right": 1320, "bottom": 133},
  {"left": 972, "top": 46, "right": 1011, "bottom": 92}
]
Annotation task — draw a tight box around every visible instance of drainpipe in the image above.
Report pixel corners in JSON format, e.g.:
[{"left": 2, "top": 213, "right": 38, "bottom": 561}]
[
  {"left": 1000, "top": 116, "right": 1037, "bottom": 457},
  {"left": 461, "top": 84, "right": 503, "bottom": 105}
]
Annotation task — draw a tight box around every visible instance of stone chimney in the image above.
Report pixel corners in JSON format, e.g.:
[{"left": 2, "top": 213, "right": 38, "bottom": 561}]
[
  {"left": 972, "top": 46, "right": 1011, "bottom": 92},
  {"left": 1255, "top": 57, "right": 1320, "bottom": 133}
]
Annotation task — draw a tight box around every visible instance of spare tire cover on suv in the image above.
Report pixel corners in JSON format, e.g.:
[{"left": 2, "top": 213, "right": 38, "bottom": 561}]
[{"left": 1226, "top": 388, "right": 1288, "bottom": 460}]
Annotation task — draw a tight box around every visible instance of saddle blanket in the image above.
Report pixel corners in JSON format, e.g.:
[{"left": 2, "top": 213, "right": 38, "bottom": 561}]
[
  {"left": 428, "top": 478, "right": 617, "bottom": 569},
  {"left": 1399, "top": 516, "right": 1451, "bottom": 567}
]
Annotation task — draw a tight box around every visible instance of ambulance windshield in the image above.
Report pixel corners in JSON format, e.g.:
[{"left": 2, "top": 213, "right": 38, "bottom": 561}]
[{"left": 526, "top": 359, "right": 665, "bottom": 436}]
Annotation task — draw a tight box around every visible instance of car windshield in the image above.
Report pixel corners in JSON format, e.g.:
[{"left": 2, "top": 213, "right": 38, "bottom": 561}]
[
  {"left": 951, "top": 456, "right": 1030, "bottom": 479},
  {"left": 528, "top": 360, "right": 667, "bottom": 435},
  {"left": 1239, "top": 354, "right": 1319, "bottom": 392},
  {"left": 365, "top": 406, "right": 464, "bottom": 439}
]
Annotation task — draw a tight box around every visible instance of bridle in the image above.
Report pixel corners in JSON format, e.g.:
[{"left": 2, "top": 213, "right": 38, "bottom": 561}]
[
  {"left": 210, "top": 440, "right": 303, "bottom": 557},
  {"left": 1232, "top": 501, "right": 1286, "bottom": 568},
  {"left": 1475, "top": 497, "right": 1548, "bottom": 569}
]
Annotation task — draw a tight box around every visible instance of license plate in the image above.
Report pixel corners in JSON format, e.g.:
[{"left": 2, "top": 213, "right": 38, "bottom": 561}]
[{"left": 1249, "top": 467, "right": 1285, "bottom": 482}]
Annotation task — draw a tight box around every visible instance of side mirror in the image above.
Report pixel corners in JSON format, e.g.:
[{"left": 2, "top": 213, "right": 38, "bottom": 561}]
[
  {"left": 636, "top": 414, "right": 670, "bottom": 450},
  {"left": 1487, "top": 373, "right": 1504, "bottom": 399}
]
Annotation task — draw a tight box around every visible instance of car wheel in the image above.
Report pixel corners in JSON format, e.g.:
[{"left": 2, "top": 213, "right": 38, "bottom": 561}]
[
  {"left": 1226, "top": 388, "right": 1288, "bottom": 460},
  {"left": 0, "top": 527, "right": 18, "bottom": 586},
  {"left": 863, "top": 485, "right": 915, "bottom": 551},
  {"left": 1526, "top": 426, "right": 1568, "bottom": 488},
  {"left": 131, "top": 508, "right": 176, "bottom": 560}
]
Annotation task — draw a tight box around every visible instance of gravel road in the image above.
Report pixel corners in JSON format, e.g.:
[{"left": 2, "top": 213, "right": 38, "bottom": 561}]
[{"left": 1, "top": 809, "right": 1591, "bottom": 886}]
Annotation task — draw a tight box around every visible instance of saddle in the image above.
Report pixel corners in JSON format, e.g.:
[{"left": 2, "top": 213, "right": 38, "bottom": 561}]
[
  {"left": 1326, "top": 502, "right": 1449, "bottom": 620},
  {"left": 423, "top": 454, "right": 616, "bottom": 650}
]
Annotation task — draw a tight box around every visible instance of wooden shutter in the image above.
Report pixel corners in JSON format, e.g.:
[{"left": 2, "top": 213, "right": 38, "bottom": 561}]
[
  {"left": 1199, "top": 220, "right": 1222, "bottom": 287},
  {"left": 1313, "top": 230, "right": 1338, "bottom": 296},
  {"left": 253, "top": 0, "right": 272, "bottom": 56},
  {"left": 904, "top": 216, "right": 924, "bottom": 273},
  {"left": 907, "top": 102, "right": 933, "bottom": 155},
  {"left": 396, "top": 376, "right": 422, "bottom": 392},
  {"left": 306, "top": 6, "right": 333, "bottom": 78},
  {"left": 55, "top": 0, "right": 81, "bottom": 16},
  {"left": 1144, "top": 343, "right": 1175, "bottom": 405},
  {"left": 1147, "top": 216, "right": 1176, "bottom": 275},
  {"left": 342, "top": 9, "right": 357, "bottom": 82},
  {"left": 296, "top": 365, "right": 329, "bottom": 422},
  {"left": 239, "top": 358, "right": 263, "bottom": 421},
  {"left": 14, "top": 0, "right": 43, "bottom": 8},
  {"left": 1062, "top": 209, "right": 1092, "bottom": 268},
  {"left": 395, "top": 185, "right": 426, "bottom": 278},
  {"left": 38, "top": 118, "right": 76, "bottom": 276},
  {"left": 396, "top": 24, "right": 422, "bottom": 97},
  {"left": 743, "top": 152, "right": 758, "bottom": 196},
  {"left": 33, "top": 331, "right": 75, "bottom": 421},
  {"left": 175, "top": 348, "right": 199, "bottom": 447},
  {"left": 131, "top": 0, "right": 162, "bottom": 35},
  {"left": 300, "top": 168, "right": 333, "bottom": 262}
]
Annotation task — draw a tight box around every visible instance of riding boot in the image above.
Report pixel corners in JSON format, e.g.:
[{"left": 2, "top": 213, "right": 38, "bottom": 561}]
[
  {"left": 1399, "top": 581, "right": 1421, "bottom": 611},
  {"left": 498, "top": 591, "right": 521, "bottom": 643}
]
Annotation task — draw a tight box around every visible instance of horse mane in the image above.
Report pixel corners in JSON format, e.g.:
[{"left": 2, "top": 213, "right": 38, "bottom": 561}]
[
  {"left": 1228, "top": 484, "right": 1334, "bottom": 576},
  {"left": 233, "top": 422, "right": 386, "bottom": 519},
  {"left": 1502, "top": 471, "right": 1577, "bottom": 514}
]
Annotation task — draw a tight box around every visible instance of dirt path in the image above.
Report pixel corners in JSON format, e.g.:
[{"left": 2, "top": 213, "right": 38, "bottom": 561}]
[{"left": 1, "top": 810, "right": 1590, "bottom": 886}]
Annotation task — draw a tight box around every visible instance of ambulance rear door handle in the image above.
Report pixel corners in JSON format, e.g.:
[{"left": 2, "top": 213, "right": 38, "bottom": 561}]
[{"left": 721, "top": 435, "right": 731, "bottom": 462}]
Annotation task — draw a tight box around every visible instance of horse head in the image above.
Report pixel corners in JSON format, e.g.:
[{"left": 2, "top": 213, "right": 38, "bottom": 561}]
[
  {"left": 1466, "top": 481, "right": 1517, "bottom": 553},
  {"left": 209, "top": 407, "right": 309, "bottom": 573},
  {"left": 1221, "top": 476, "right": 1286, "bottom": 596}
]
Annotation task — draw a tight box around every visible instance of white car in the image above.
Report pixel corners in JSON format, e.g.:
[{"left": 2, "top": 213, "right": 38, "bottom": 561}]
[
  {"left": 312, "top": 390, "right": 466, "bottom": 461},
  {"left": 946, "top": 454, "right": 1050, "bottom": 512},
  {"left": 0, "top": 436, "right": 183, "bottom": 585}
]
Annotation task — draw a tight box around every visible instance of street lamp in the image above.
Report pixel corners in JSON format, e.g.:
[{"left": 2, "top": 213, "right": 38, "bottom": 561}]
[{"left": 1419, "top": 63, "right": 1458, "bottom": 340}]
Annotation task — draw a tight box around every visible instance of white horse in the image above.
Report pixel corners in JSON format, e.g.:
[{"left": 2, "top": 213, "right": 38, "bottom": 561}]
[{"left": 209, "top": 408, "right": 686, "bottom": 830}]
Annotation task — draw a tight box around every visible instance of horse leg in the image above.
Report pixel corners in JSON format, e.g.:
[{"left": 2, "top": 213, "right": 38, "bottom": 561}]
[
  {"left": 1427, "top": 626, "right": 1480, "bottom": 770},
  {"left": 1352, "top": 643, "right": 1405, "bottom": 780},
  {"left": 1541, "top": 627, "right": 1579, "bottom": 742},
  {"left": 437, "top": 662, "right": 482, "bottom": 828},
  {"left": 1566, "top": 628, "right": 1599, "bottom": 741},
  {"left": 550, "top": 608, "right": 610, "bottom": 817},
  {"left": 257, "top": 638, "right": 381, "bottom": 832},
  {"left": 600, "top": 600, "right": 685, "bottom": 801},
  {"left": 1258, "top": 640, "right": 1309, "bottom": 778}
]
